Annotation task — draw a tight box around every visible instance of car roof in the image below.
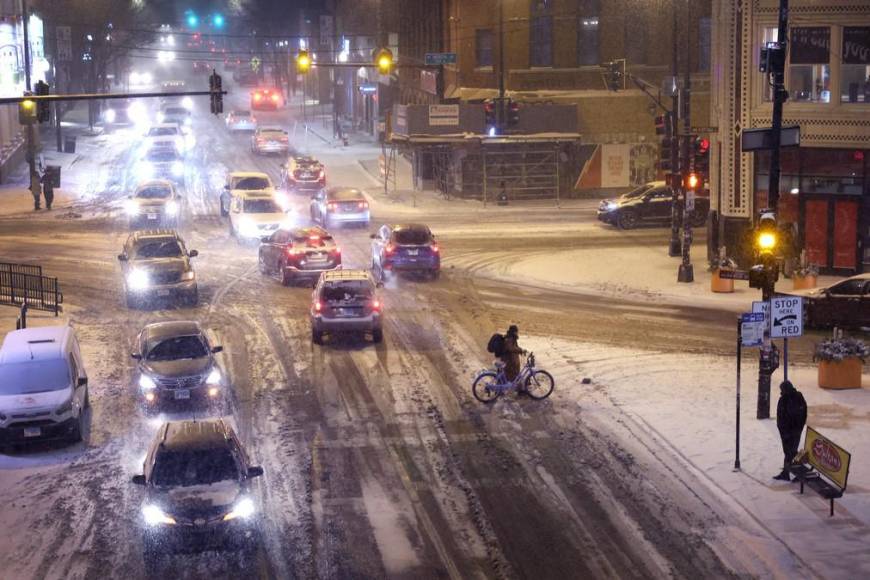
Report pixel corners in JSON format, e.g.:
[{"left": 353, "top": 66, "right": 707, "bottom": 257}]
[
  {"left": 229, "top": 171, "right": 269, "bottom": 179},
  {"left": 0, "top": 326, "right": 72, "bottom": 364},
  {"left": 126, "top": 229, "right": 181, "bottom": 244},
  {"left": 258, "top": 127, "right": 285, "bottom": 133},
  {"left": 142, "top": 321, "right": 203, "bottom": 343},
  {"left": 321, "top": 269, "right": 372, "bottom": 282},
  {"left": 289, "top": 226, "right": 330, "bottom": 238},
  {"left": 391, "top": 223, "right": 430, "bottom": 233},
  {"left": 327, "top": 188, "right": 364, "bottom": 200},
  {"left": 159, "top": 419, "right": 233, "bottom": 452}
]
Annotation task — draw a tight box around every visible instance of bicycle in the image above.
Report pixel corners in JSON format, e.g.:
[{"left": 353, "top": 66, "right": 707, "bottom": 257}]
[{"left": 472, "top": 352, "right": 555, "bottom": 403}]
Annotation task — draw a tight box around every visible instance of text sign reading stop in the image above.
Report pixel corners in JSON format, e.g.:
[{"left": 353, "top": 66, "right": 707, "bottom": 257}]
[{"left": 771, "top": 296, "right": 803, "bottom": 338}]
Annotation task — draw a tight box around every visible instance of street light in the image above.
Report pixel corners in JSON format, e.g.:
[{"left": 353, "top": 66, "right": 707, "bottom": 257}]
[
  {"left": 374, "top": 48, "right": 393, "bottom": 75},
  {"left": 296, "top": 50, "right": 311, "bottom": 73}
]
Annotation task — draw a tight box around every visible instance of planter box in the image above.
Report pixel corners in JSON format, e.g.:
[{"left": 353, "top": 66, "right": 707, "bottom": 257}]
[
  {"left": 711, "top": 268, "right": 734, "bottom": 293},
  {"left": 793, "top": 275, "right": 817, "bottom": 290},
  {"left": 818, "top": 358, "right": 864, "bottom": 389}
]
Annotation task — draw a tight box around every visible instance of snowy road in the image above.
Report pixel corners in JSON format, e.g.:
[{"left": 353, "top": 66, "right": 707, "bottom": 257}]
[{"left": 0, "top": 83, "right": 812, "bottom": 579}]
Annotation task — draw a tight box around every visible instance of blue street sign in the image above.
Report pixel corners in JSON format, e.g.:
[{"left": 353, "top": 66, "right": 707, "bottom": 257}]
[{"left": 424, "top": 52, "right": 457, "bottom": 66}]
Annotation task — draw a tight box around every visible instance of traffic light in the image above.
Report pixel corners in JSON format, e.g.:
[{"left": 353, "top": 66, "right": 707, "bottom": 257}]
[
  {"left": 209, "top": 70, "right": 223, "bottom": 114},
  {"left": 484, "top": 101, "right": 497, "bottom": 132},
  {"left": 755, "top": 211, "right": 778, "bottom": 256},
  {"left": 693, "top": 136, "right": 710, "bottom": 177},
  {"left": 375, "top": 48, "right": 393, "bottom": 75},
  {"left": 212, "top": 13, "right": 225, "bottom": 28},
  {"left": 601, "top": 60, "right": 624, "bottom": 91},
  {"left": 34, "top": 80, "right": 50, "bottom": 123},
  {"left": 749, "top": 209, "right": 780, "bottom": 289},
  {"left": 19, "top": 96, "right": 36, "bottom": 125},
  {"left": 507, "top": 99, "right": 520, "bottom": 127},
  {"left": 686, "top": 172, "right": 701, "bottom": 190},
  {"left": 185, "top": 10, "right": 198, "bottom": 28},
  {"left": 654, "top": 112, "right": 674, "bottom": 172},
  {"left": 296, "top": 50, "right": 311, "bottom": 74}
]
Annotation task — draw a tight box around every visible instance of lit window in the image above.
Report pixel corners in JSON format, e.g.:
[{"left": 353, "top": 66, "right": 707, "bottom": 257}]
[
  {"left": 840, "top": 27, "right": 870, "bottom": 103},
  {"left": 788, "top": 27, "right": 830, "bottom": 104}
]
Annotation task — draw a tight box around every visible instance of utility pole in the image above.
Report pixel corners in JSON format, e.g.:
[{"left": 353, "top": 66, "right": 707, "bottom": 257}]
[
  {"left": 767, "top": 0, "right": 789, "bottom": 213},
  {"left": 668, "top": 0, "right": 681, "bottom": 257},
  {"left": 677, "top": 0, "right": 694, "bottom": 283},
  {"left": 21, "top": 0, "right": 39, "bottom": 207},
  {"left": 497, "top": 0, "right": 506, "bottom": 131}
]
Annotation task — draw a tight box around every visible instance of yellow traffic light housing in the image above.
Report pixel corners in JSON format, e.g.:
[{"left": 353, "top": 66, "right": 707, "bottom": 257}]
[
  {"left": 375, "top": 48, "right": 393, "bottom": 75},
  {"left": 296, "top": 50, "right": 311, "bottom": 73},
  {"left": 755, "top": 211, "right": 778, "bottom": 256},
  {"left": 757, "top": 231, "right": 777, "bottom": 253}
]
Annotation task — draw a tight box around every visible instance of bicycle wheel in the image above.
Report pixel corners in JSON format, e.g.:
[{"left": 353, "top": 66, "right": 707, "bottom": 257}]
[
  {"left": 472, "top": 372, "right": 501, "bottom": 403},
  {"left": 525, "top": 370, "right": 555, "bottom": 400}
]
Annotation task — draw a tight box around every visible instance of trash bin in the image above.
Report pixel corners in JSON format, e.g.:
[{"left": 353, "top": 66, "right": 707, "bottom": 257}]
[
  {"left": 44, "top": 165, "right": 61, "bottom": 188},
  {"left": 64, "top": 136, "right": 76, "bottom": 154}
]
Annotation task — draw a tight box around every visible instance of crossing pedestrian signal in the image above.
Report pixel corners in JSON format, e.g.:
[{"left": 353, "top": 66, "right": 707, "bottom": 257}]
[
  {"left": 484, "top": 101, "right": 497, "bottom": 131},
  {"left": 654, "top": 113, "right": 674, "bottom": 172},
  {"left": 375, "top": 48, "right": 393, "bottom": 75},
  {"left": 686, "top": 172, "right": 700, "bottom": 190},
  {"left": 507, "top": 99, "right": 520, "bottom": 127},
  {"left": 209, "top": 71, "right": 223, "bottom": 115},
  {"left": 296, "top": 50, "right": 311, "bottom": 73}
]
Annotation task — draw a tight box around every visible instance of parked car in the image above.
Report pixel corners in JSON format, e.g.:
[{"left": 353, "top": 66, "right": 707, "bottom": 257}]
[
  {"left": 310, "top": 269, "right": 383, "bottom": 344},
  {"left": 220, "top": 172, "right": 275, "bottom": 217},
  {"left": 225, "top": 110, "right": 257, "bottom": 132},
  {"left": 781, "top": 273, "right": 870, "bottom": 330},
  {"left": 132, "top": 419, "right": 263, "bottom": 559},
  {"left": 131, "top": 321, "right": 225, "bottom": 412},
  {"left": 125, "top": 180, "right": 181, "bottom": 229},
  {"left": 597, "top": 181, "right": 709, "bottom": 230},
  {"left": 118, "top": 229, "right": 199, "bottom": 308},
  {"left": 370, "top": 223, "right": 440, "bottom": 280},
  {"left": 250, "top": 87, "right": 282, "bottom": 110},
  {"left": 251, "top": 127, "right": 289, "bottom": 155},
  {"left": 228, "top": 191, "right": 289, "bottom": 243},
  {"left": 280, "top": 156, "right": 325, "bottom": 193},
  {"left": 310, "top": 187, "right": 370, "bottom": 228},
  {"left": 0, "top": 325, "right": 89, "bottom": 446},
  {"left": 258, "top": 226, "right": 341, "bottom": 285}
]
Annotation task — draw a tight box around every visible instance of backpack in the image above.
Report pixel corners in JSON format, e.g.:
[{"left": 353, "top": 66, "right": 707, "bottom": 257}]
[{"left": 487, "top": 333, "right": 506, "bottom": 357}]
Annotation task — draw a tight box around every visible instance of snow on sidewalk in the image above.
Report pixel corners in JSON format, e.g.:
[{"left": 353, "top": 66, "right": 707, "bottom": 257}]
[{"left": 528, "top": 334, "right": 870, "bottom": 579}]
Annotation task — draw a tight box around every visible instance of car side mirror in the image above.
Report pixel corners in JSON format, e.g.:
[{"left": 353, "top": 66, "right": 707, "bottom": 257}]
[
  {"left": 247, "top": 466, "right": 264, "bottom": 478},
  {"left": 117, "top": 254, "right": 127, "bottom": 262},
  {"left": 370, "top": 233, "right": 377, "bottom": 239},
  {"left": 188, "top": 250, "right": 199, "bottom": 258},
  {"left": 211, "top": 345, "right": 223, "bottom": 353},
  {"left": 131, "top": 352, "right": 142, "bottom": 359},
  {"left": 77, "top": 377, "right": 88, "bottom": 387},
  {"left": 131, "top": 474, "right": 146, "bottom": 485}
]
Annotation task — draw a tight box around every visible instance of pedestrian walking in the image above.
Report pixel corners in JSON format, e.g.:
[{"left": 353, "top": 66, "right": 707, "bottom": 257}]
[
  {"left": 773, "top": 380, "right": 807, "bottom": 481},
  {"left": 41, "top": 169, "right": 54, "bottom": 210},
  {"left": 29, "top": 171, "right": 42, "bottom": 211}
]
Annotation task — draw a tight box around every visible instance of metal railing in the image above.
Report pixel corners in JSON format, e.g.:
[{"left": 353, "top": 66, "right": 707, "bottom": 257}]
[{"left": 0, "top": 263, "right": 63, "bottom": 315}]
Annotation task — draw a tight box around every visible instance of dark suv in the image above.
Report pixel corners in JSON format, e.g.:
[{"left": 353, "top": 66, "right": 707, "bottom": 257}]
[
  {"left": 597, "top": 181, "right": 709, "bottom": 229},
  {"left": 132, "top": 419, "right": 263, "bottom": 560},
  {"left": 310, "top": 270, "right": 382, "bottom": 344},
  {"left": 280, "top": 156, "right": 325, "bottom": 193},
  {"left": 258, "top": 226, "right": 341, "bottom": 285},
  {"left": 118, "top": 230, "right": 199, "bottom": 308},
  {"left": 132, "top": 321, "right": 225, "bottom": 412},
  {"left": 370, "top": 223, "right": 440, "bottom": 280}
]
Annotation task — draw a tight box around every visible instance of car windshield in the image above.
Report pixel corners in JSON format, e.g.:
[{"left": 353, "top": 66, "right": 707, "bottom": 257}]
[
  {"left": 146, "top": 335, "right": 208, "bottom": 361},
  {"left": 395, "top": 229, "right": 431, "bottom": 245},
  {"left": 149, "top": 127, "right": 177, "bottom": 137},
  {"left": 134, "top": 239, "right": 183, "bottom": 259},
  {"left": 164, "top": 107, "right": 187, "bottom": 115},
  {"left": 0, "top": 359, "right": 70, "bottom": 395},
  {"left": 293, "top": 233, "right": 332, "bottom": 246},
  {"left": 152, "top": 449, "right": 238, "bottom": 487},
  {"left": 622, "top": 184, "right": 655, "bottom": 199},
  {"left": 146, "top": 150, "right": 178, "bottom": 162},
  {"left": 261, "top": 131, "right": 285, "bottom": 139},
  {"left": 322, "top": 282, "right": 372, "bottom": 303},
  {"left": 136, "top": 186, "right": 172, "bottom": 199},
  {"left": 244, "top": 199, "right": 281, "bottom": 213},
  {"left": 234, "top": 177, "right": 269, "bottom": 190},
  {"left": 233, "top": 111, "right": 251, "bottom": 118}
]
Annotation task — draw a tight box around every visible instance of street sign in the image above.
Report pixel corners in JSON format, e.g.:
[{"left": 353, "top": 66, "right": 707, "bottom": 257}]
[
  {"left": 428, "top": 104, "right": 459, "bottom": 126},
  {"left": 686, "top": 190, "right": 695, "bottom": 211},
  {"left": 691, "top": 126, "right": 718, "bottom": 133},
  {"left": 741, "top": 312, "right": 765, "bottom": 347},
  {"left": 741, "top": 126, "right": 800, "bottom": 151},
  {"left": 424, "top": 52, "right": 457, "bottom": 66},
  {"left": 719, "top": 269, "right": 750, "bottom": 281},
  {"left": 771, "top": 295, "right": 803, "bottom": 338},
  {"left": 752, "top": 300, "right": 769, "bottom": 323},
  {"left": 56, "top": 26, "right": 72, "bottom": 61}
]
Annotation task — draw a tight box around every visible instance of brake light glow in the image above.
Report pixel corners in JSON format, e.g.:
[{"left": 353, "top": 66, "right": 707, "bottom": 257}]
[
  {"left": 318, "top": 170, "right": 325, "bottom": 180},
  {"left": 308, "top": 235, "right": 320, "bottom": 242},
  {"left": 385, "top": 244, "right": 395, "bottom": 254},
  {"left": 314, "top": 301, "right": 322, "bottom": 312},
  {"left": 286, "top": 246, "right": 302, "bottom": 256},
  {"left": 333, "top": 246, "right": 341, "bottom": 255},
  {"left": 431, "top": 244, "right": 439, "bottom": 253},
  {"left": 372, "top": 299, "right": 381, "bottom": 311},
  {"left": 271, "top": 94, "right": 279, "bottom": 102},
  {"left": 327, "top": 202, "right": 337, "bottom": 211},
  {"left": 357, "top": 201, "right": 368, "bottom": 209},
  {"left": 253, "top": 93, "right": 262, "bottom": 102}
]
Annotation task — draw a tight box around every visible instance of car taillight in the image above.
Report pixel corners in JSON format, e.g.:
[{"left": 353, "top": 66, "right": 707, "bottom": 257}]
[
  {"left": 271, "top": 94, "right": 279, "bottom": 102},
  {"left": 332, "top": 246, "right": 341, "bottom": 255},
  {"left": 431, "top": 244, "right": 439, "bottom": 253},
  {"left": 280, "top": 136, "right": 288, "bottom": 142},
  {"left": 327, "top": 202, "right": 337, "bottom": 211},
  {"left": 372, "top": 299, "right": 381, "bottom": 311},
  {"left": 385, "top": 244, "right": 395, "bottom": 255},
  {"left": 286, "top": 246, "right": 302, "bottom": 256},
  {"left": 253, "top": 93, "right": 262, "bottom": 101},
  {"left": 318, "top": 170, "right": 325, "bottom": 179},
  {"left": 314, "top": 300, "right": 322, "bottom": 312},
  {"left": 357, "top": 201, "right": 368, "bottom": 209}
]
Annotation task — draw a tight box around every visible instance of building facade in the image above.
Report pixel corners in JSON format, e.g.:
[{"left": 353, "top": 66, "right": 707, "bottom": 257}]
[{"left": 712, "top": 0, "right": 870, "bottom": 274}]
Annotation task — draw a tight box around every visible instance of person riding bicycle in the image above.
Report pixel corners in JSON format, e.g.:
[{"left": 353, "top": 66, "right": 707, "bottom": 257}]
[{"left": 500, "top": 325, "right": 526, "bottom": 383}]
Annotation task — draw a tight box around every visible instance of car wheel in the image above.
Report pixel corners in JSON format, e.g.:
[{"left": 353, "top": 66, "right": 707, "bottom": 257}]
[
  {"left": 372, "top": 328, "right": 383, "bottom": 343},
  {"left": 617, "top": 210, "right": 638, "bottom": 230},
  {"left": 69, "top": 414, "right": 84, "bottom": 443},
  {"left": 258, "top": 254, "right": 268, "bottom": 275},
  {"left": 84, "top": 387, "right": 91, "bottom": 409},
  {"left": 430, "top": 269, "right": 441, "bottom": 281},
  {"left": 312, "top": 328, "right": 324, "bottom": 345}
]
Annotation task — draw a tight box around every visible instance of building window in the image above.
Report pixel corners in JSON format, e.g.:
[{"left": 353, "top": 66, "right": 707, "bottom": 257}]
[
  {"left": 576, "top": 0, "right": 600, "bottom": 66},
  {"left": 761, "top": 27, "right": 778, "bottom": 102},
  {"left": 789, "top": 26, "right": 830, "bottom": 103},
  {"left": 476, "top": 28, "right": 494, "bottom": 68},
  {"left": 530, "top": 0, "right": 553, "bottom": 67},
  {"left": 841, "top": 27, "right": 870, "bottom": 103},
  {"left": 699, "top": 17, "right": 711, "bottom": 72}
]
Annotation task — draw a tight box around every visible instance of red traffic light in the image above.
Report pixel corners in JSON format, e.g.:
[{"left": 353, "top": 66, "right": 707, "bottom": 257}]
[{"left": 698, "top": 138, "right": 710, "bottom": 153}]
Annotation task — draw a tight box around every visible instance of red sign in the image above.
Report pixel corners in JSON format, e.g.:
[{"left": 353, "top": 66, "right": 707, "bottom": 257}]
[{"left": 812, "top": 438, "right": 842, "bottom": 472}]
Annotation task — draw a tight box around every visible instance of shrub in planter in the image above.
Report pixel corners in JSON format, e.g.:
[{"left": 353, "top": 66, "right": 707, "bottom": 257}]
[
  {"left": 710, "top": 255, "right": 738, "bottom": 293},
  {"left": 813, "top": 331, "right": 868, "bottom": 389},
  {"left": 792, "top": 262, "right": 819, "bottom": 290}
]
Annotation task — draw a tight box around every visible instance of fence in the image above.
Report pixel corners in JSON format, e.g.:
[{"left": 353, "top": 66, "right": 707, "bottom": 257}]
[{"left": 0, "top": 263, "right": 63, "bottom": 315}]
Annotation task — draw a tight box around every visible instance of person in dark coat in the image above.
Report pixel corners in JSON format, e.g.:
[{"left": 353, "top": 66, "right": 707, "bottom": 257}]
[
  {"left": 500, "top": 325, "right": 526, "bottom": 383},
  {"left": 41, "top": 169, "right": 54, "bottom": 210},
  {"left": 29, "top": 171, "right": 42, "bottom": 210},
  {"left": 773, "top": 380, "right": 808, "bottom": 481}
]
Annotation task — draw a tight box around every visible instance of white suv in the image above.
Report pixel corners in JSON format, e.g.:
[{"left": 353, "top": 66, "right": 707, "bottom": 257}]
[
  {"left": 229, "top": 191, "right": 289, "bottom": 243},
  {"left": 0, "top": 325, "right": 90, "bottom": 447}
]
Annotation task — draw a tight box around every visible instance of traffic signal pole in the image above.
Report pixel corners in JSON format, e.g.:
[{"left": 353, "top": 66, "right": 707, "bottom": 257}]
[
  {"left": 20, "top": 0, "right": 39, "bottom": 207},
  {"left": 668, "top": 0, "right": 681, "bottom": 257},
  {"left": 677, "top": 0, "right": 693, "bottom": 283}
]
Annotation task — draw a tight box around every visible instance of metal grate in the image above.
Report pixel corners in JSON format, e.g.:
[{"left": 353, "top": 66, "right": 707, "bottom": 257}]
[{"left": 0, "top": 263, "right": 63, "bottom": 315}]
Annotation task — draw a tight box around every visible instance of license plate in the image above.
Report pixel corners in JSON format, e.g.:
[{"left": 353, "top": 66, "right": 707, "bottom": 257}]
[
  {"left": 157, "top": 289, "right": 171, "bottom": 296},
  {"left": 147, "top": 214, "right": 158, "bottom": 220},
  {"left": 174, "top": 389, "right": 190, "bottom": 400},
  {"left": 407, "top": 249, "right": 419, "bottom": 256},
  {"left": 309, "top": 253, "right": 326, "bottom": 261},
  {"left": 23, "top": 427, "right": 41, "bottom": 438}
]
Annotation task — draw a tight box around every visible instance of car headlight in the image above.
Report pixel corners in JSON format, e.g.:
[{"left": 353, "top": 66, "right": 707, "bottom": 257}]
[
  {"left": 104, "top": 108, "right": 116, "bottom": 123},
  {"left": 185, "top": 134, "right": 196, "bottom": 148},
  {"left": 127, "top": 269, "right": 150, "bottom": 291},
  {"left": 137, "top": 162, "right": 153, "bottom": 180},
  {"left": 604, "top": 201, "right": 617, "bottom": 211},
  {"left": 125, "top": 199, "right": 140, "bottom": 216},
  {"left": 156, "top": 112, "right": 165, "bottom": 123},
  {"left": 138, "top": 374, "right": 157, "bottom": 391},
  {"left": 205, "top": 368, "right": 221, "bottom": 385},
  {"left": 142, "top": 504, "right": 176, "bottom": 526},
  {"left": 165, "top": 200, "right": 179, "bottom": 216},
  {"left": 239, "top": 217, "right": 258, "bottom": 236},
  {"left": 223, "top": 497, "right": 255, "bottom": 521},
  {"left": 182, "top": 96, "right": 193, "bottom": 110},
  {"left": 181, "top": 269, "right": 195, "bottom": 281},
  {"left": 183, "top": 117, "right": 192, "bottom": 126},
  {"left": 55, "top": 397, "right": 73, "bottom": 415},
  {"left": 171, "top": 161, "right": 184, "bottom": 177}
]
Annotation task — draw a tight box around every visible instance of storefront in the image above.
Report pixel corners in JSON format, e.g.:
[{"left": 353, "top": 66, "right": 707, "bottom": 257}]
[{"left": 754, "top": 147, "right": 869, "bottom": 274}]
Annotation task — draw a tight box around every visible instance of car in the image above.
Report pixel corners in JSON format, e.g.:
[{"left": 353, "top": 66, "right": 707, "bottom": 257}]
[
  {"left": 258, "top": 226, "right": 341, "bottom": 286},
  {"left": 596, "top": 181, "right": 709, "bottom": 230},
  {"left": 371, "top": 223, "right": 440, "bottom": 280},
  {"left": 157, "top": 105, "right": 192, "bottom": 132},
  {"left": 220, "top": 171, "right": 275, "bottom": 217},
  {"left": 251, "top": 87, "right": 283, "bottom": 110},
  {"left": 125, "top": 180, "right": 182, "bottom": 228},
  {"left": 144, "top": 123, "right": 185, "bottom": 153},
  {"left": 228, "top": 191, "right": 289, "bottom": 243},
  {"left": 117, "top": 229, "right": 199, "bottom": 308},
  {"left": 310, "top": 187, "right": 370, "bottom": 228},
  {"left": 225, "top": 110, "right": 257, "bottom": 132},
  {"left": 251, "top": 127, "right": 289, "bottom": 155},
  {"left": 131, "top": 419, "right": 263, "bottom": 558},
  {"left": 131, "top": 321, "right": 225, "bottom": 412},
  {"left": 135, "top": 145, "right": 185, "bottom": 183},
  {"left": 310, "top": 269, "right": 383, "bottom": 344},
  {"left": 0, "top": 325, "right": 89, "bottom": 447},
  {"left": 102, "top": 99, "right": 147, "bottom": 126},
  {"left": 781, "top": 273, "right": 870, "bottom": 330},
  {"left": 280, "top": 156, "right": 325, "bottom": 193}
]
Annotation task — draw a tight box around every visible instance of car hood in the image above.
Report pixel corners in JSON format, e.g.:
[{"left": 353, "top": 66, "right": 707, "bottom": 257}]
[
  {"left": 159, "top": 480, "right": 242, "bottom": 517},
  {"left": 0, "top": 389, "right": 70, "bottom": 413},
  {"left": 135, "top": 199, "right": 171, "bottom": 209},
  {"left": 131, "top": 257, "right": 189, "bottom": 272},
  {"left": 780, "top": 287, "right": 825, "bottom": 298},
  {"left": 244, "top": 212, "right": 286, "bottom": 225},
  {"left": 231, "top": 187, "right": 275, "bottom": 196},
  {"left": 141, "top": 357, "right": 212, "bottom": 378}
]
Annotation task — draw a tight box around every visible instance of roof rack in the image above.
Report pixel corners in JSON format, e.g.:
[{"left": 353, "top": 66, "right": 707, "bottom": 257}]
[{"left": 322, "top": 269, "right": 371, "bottom": 281}]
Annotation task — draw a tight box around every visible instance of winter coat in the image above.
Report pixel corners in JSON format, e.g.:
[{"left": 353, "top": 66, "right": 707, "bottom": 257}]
[
  {"left": 776, "top": 386, "right": 807, "bottom": 436},
  {"left": 501, "top": 334, "right": 523, "bottom": 381}
]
